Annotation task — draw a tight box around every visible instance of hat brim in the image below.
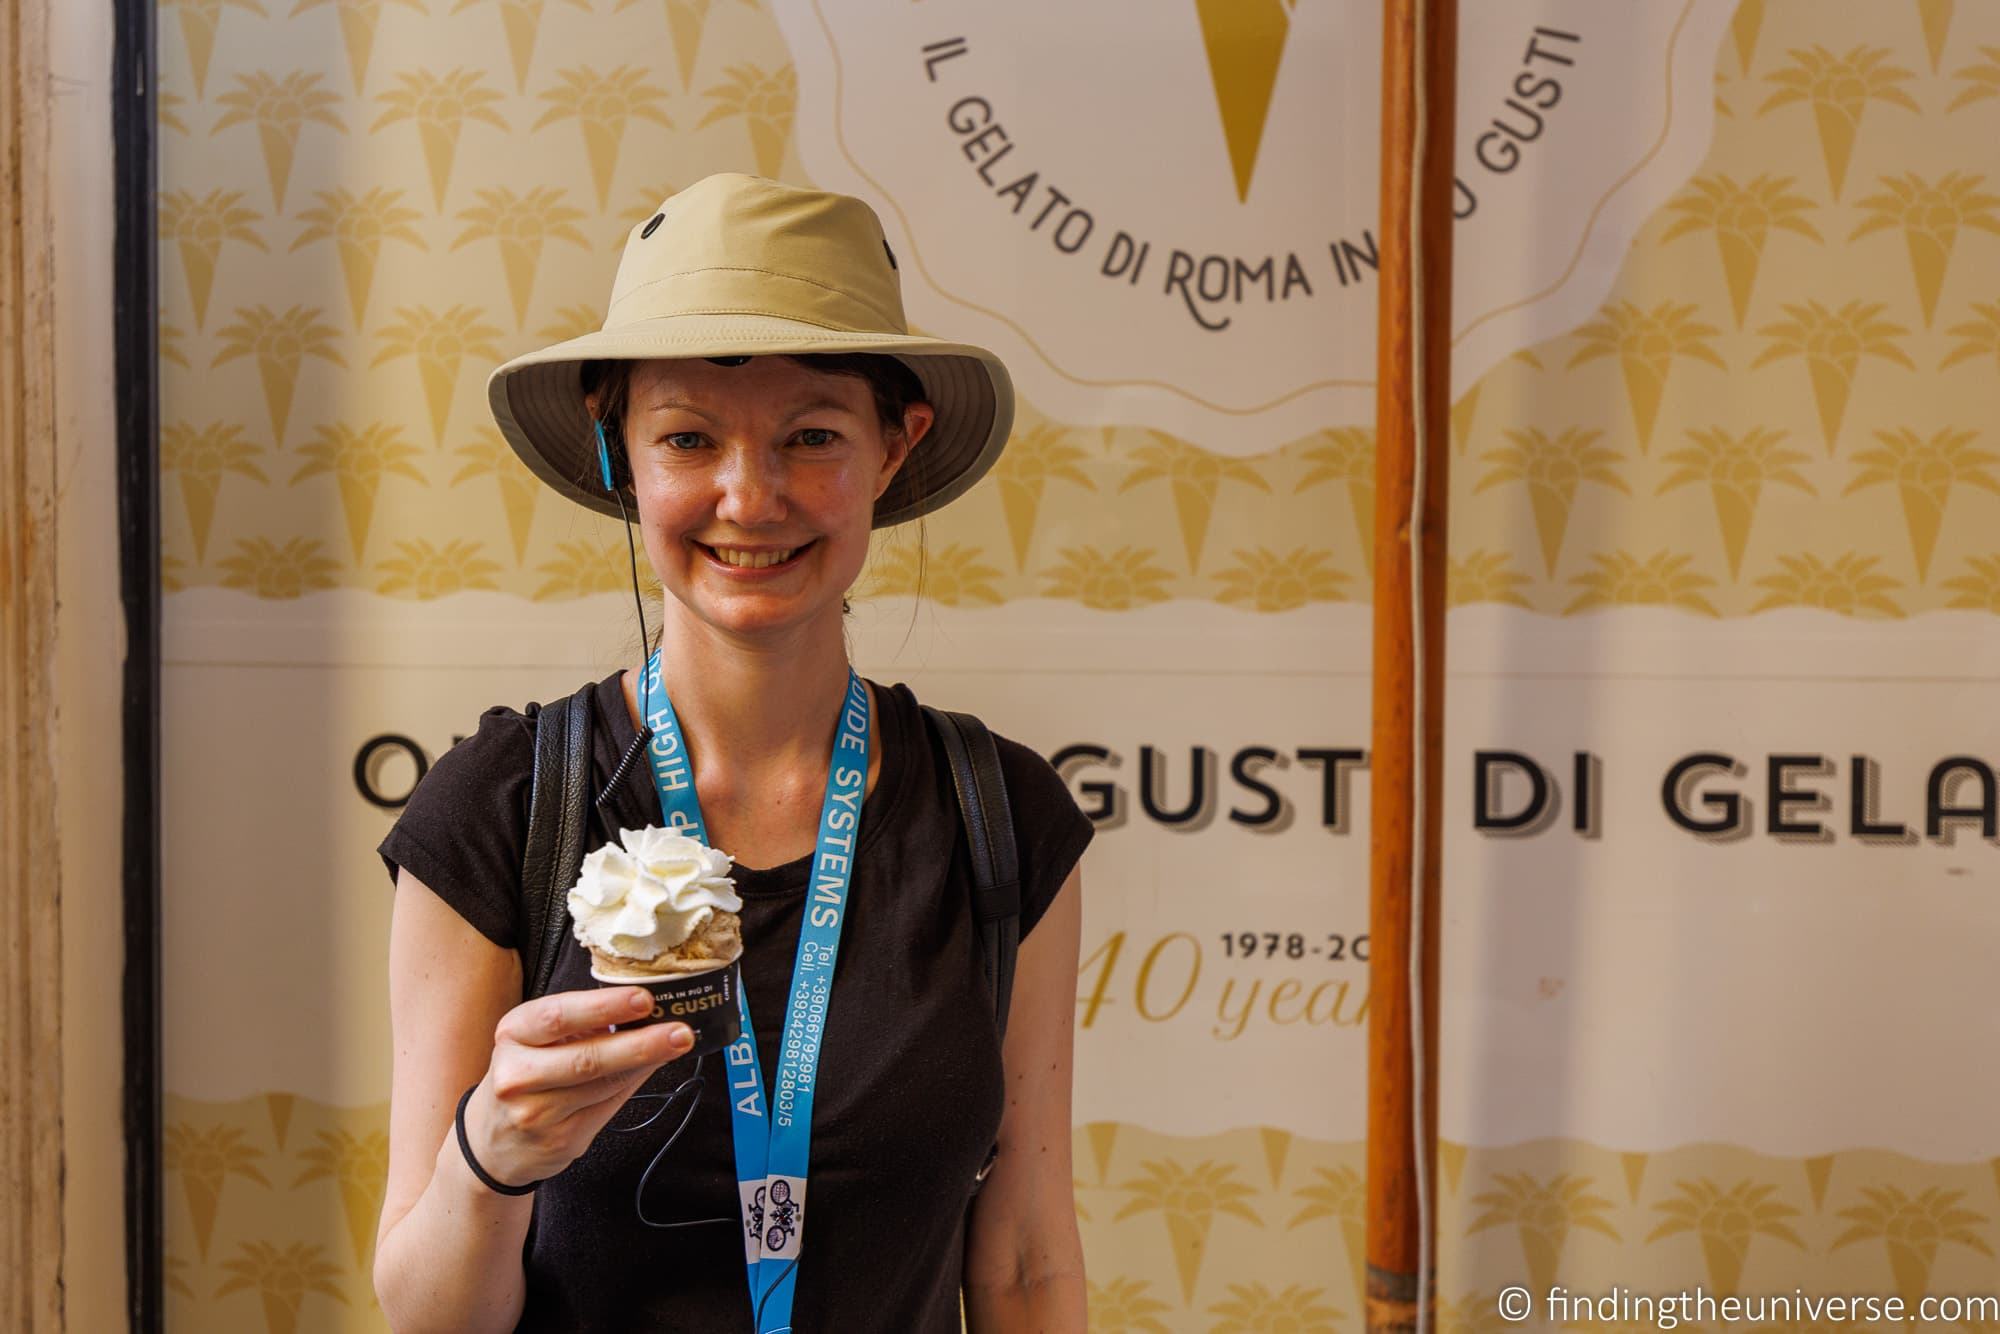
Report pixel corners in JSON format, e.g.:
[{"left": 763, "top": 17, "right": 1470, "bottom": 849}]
[{"left": 487, "top": 313, "right": 1015, "bottom": 529}]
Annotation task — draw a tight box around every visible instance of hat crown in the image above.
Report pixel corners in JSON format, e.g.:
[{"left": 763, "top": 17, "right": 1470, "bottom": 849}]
[{"left": 606, "top": 174, "right": 909, "bottom": 336}]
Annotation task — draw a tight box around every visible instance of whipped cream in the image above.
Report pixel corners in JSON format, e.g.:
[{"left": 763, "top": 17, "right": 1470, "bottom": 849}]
[{"left": 567, "top": 825, "right": 741, "bottom": 962}]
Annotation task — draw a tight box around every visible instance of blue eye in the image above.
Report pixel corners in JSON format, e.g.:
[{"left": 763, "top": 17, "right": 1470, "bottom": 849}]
[
  {"left": 664, "top": 432, "right": 705, "bottom": 450},
  {"left": 796, "top": 429, "right": 838, "bottom": 448}
]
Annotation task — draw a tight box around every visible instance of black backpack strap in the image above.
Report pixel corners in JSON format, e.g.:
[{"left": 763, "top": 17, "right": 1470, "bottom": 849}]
[
  {"left": 519, "top": 686, "right": 595, "bottom": 1001},
  {"left": 922, "top": 705, "right": 1022, "bottom": 1042}
]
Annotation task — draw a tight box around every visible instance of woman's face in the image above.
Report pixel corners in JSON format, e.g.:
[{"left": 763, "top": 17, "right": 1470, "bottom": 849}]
[{"left": 609, "top": 356, "right": 931, "bottom": 640}]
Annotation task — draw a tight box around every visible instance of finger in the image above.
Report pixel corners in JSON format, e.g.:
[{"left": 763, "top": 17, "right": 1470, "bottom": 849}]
[
  {"left": 497, "top": 986, "right": 656, "bottom": 1048},
  {"left": 532, "top": 1036, "right": 696, "bottom": 1120},
  {"left": 495, "top": 1022, "right": 693, "bottom": 1096}
]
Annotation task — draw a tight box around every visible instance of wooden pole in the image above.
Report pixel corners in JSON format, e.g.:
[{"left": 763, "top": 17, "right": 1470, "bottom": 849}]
[{"left": 1365, "top": 0, "right": 1456, "bottom": 1330}]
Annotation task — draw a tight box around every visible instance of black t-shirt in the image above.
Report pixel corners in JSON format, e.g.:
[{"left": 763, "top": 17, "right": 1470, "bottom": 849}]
[{"left": 377, "top": 671, "right": 1093, "bottom": 1333}]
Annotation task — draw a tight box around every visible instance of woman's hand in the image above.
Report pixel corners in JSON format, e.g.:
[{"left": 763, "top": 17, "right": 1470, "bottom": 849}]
[{"left": 462, "top": 986, "right": 694, "bottom": 1188}]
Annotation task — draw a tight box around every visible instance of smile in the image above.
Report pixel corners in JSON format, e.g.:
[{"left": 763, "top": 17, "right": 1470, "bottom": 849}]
[{"left": 698, "top": 541, "right": 814, "bottom": 571}]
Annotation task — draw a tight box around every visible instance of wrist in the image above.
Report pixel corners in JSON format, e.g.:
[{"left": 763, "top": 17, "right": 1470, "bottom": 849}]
[{"left": 455, "top": 1081, "right": 542, "bottom": 1197}]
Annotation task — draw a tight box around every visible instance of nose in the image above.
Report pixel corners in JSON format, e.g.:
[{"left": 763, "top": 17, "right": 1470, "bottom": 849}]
[{"left": 712, "top": 443, "right": 789, "bottom": 529}]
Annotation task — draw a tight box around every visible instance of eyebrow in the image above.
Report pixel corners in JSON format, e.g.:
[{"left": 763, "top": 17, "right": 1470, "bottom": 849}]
[{"left": 634, "top": 398, "right": 860, "bottom": 423}]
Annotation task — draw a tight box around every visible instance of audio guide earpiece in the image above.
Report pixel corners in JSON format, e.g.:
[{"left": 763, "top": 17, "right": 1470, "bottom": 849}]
[{"left": 594, "top": 418, "right": 618, "bottom": 493}]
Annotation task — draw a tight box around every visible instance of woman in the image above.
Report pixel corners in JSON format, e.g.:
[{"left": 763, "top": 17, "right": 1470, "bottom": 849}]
[{"left": 371, "top": 175, "right": 1092, "bottom": 1332}]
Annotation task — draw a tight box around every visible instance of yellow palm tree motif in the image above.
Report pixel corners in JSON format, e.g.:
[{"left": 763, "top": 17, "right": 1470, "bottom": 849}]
[
  {"left": 1567, "top": 302, "right": 1726, "bottom": 454},
  {"left": 218, "top": 536, "right": 341, "bottom": 597},
  {"left": 1565, "top": 551, "right": 1720, "bottom": 617},
  {"left": 1467, "top": 1171, "right": 1620, "bottom": 1293},
  {"left": 291, "top": 187, "right": 427, "bottom": 327},
  {"left": 1120, "top": 432, "right": 1270, "bottom": 572},
  {"left": 989, "top": 421, "right": 1095, "bottom": 569},
  {"left": 373, "top": 68, "right": 509, "bottom": 210},
  {"left": 1113, "top": 1158, "right": 1261, "bottom": 1303},
  {"left": 377, "top": 538, "right": 504, "bottom": 597},
  {"left": 535, "top": 539, "right": 643, "bottom": 600},
  {"left": 294, "top": 1128, "right": 390, "bottom": 1270},
  {"left": 1646, "top": 1177, "right": 1806, "bottom": 1296},
  {"left": 1846, "top": 426, "right": 2000, "bottom": 580},
  {"left": 1084, "top": 1276, "right": 1172, "bottom": 1334},
  {"left": 1657, "top": 426, "right": 1815, "bottom": 579},
  {"left": 1211, "top": 547, "right": 1347, "bottom": 610},
  {"left": 211, "top": 304, "right": 346, "bottom": 446},
  {"left": 1832, "top": 1184, "right": 1993, "bottom": 1305},
  {"left": 452, "top": 186, "right": 591, "bottom": 329},
  {"left": 290, "top": 421, "right": 428, "bottom": 560},
  {"left": 164, "top": 1252, "right": 195, "bottom": 1300},
  {"left": 1850, "top": 172, "right": 2000, "bottom": 327},
  {"left": 1916, "top": 0, "right": 1955, "bottom": 73},
  {"left": 1660, "top": 175, "right": 1821, "bottom": 327},
  {"left": 161, "top": 551, "right": 188, "bottom": 593},
  {"left": 1751, "top": 300, "right": 1914, "bottom": 453},
  {"left": 1293, "top": 427, "right": 1376, "bottom": 571},
  {"left": 161, "top": 321, "right": 190, "bottom": 368},
  {"left": 452, "top": 429, "right": 541, "bottom": 563},
  {"left": 1951, "top": 46, "right": 2000, "bottom": 111},
  {"left": 537, "top": 303, "right": 605, "bottom": 345},
  {"left": 1288, "top": 1164, "right": 1366, "bottom": 1311},
  {"left": 861, "top": 542, "right": 1004, "bottom": 605},
  {"left": 289, "top": 0, "right": 424, "bottom": 93},
  {"left": 1449, "top": 550, "right": 1533, "bottom": 609},
  {"left": 158, "top": 190, "right": 268, "bottom": 330},
  {"left": 164, "top": 1122, "right": 269, "bottom": 1261},
  {"left": 158, "top": 89, "right": 191, "bottom": 136},
  {"left": 613, "top": 0, "right": 758, "bottom": 91},
  {"left": 161, "top": 422, "right": 269, "bottom": 561},
  {"left": 1942, "top": 299, "right": 2000, "bottom": 375},
  {"left": 1759, "top": 45, "right": 1918, "bottom": 200},
  {"left": 1434, "top": 1292, "right": 1514, "bottom": 1334},
  {"left": 1942, "top": 554, "right": 2000, "bottom": 612},
  {"left": 452, "top": 0, "right": 594, "bottom": 93},
  {"left": 213, "top": 1240, "right": 347, "bottom": 1334},
  {"left": 697, "top": 63, "right": 799, "bottom": 179},
  {"left": 1753, "top": 553, "right": 1904, "bottom": 617},
  {"left": 210, "top": 71, "right": 345, "bottom": 212},
  {"left": 534, "top": 66, "right": 673, "bottom": 209},
  {"left": 373, "top": 304, "right": 506, "bottom": 445},
  {"left": 1474, "top": 427, "right": 1629, "bottom": 576},
  {"left": 1208, "top": 1283, "right": 1342, "bottom": 1333},
  {"left": 160, "top": 0, "right": 266, "bottom": 99},
  {"left": 1042, "top": 546, "right": 1176, "bottom": 610}
]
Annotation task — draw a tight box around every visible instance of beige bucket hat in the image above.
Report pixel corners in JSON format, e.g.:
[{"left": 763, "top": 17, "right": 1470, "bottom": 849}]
[{"left": 487, "top": 173, "right": 1014, "bottom": 528}]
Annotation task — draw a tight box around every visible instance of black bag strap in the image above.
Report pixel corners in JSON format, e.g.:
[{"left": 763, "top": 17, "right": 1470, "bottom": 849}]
[
  {"left": 921, "top": 704, "right": 1022, "bottom": 1043},
  {"left": 519, "top": 686, "right": 594, "bottom": 1002}
]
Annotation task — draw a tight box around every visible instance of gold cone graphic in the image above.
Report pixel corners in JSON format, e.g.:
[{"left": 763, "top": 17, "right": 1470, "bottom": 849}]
[
  {"left": 256, "top": 122, "right": 298, "bottom": 213},
  {"left": 182, "top": 1175, "right": 223, "bottom": 1260},
  {"left": 1518, "top": 1225, "right": 1562, "bottom": 1294},
  {"left": 1348, "top": 481, "right": 1375, "bottom": 576},
  {"left": 749, "top": 118, "right": 788, "bottom": 179},
  {"left": 257, "top": 353, "right": 300, "bottom": 447},
  {"left": 179, "top": 474, "right": 220, "bottom": 562},
  {"left": 336, "top": 236, "right": 378, "bottom": 328},
  {"left": 1340, "top": 1218, "right": 1366, "bottom": 1309},
  {"left": 419, "top": 120, "right": 461, "bottom": 211},
  {"left": 1084, "top": 1122, "right": 1119, "bottom": 1184},
  {"left": 666, "top": 0, "right": 710, "bottom": 89},
  {"left": 1804, "top": 1154, "right": 1835, "bottom": 1209},
  {"left": 1712, "top": 480, "right": 1760, "bottom": 578},
  {"left": 1165, "top": 1212, "right": 1211, "bottom": 1303},
  {"left": 264, "top": 1093, "right": 295, "bottom": 1150},
  {"left": 998, "top": 477, "right": 1042, "bottom": 570},
  {"left": 1904, "top": 228, "right": 1951, "bottom": 326},
  {"left": 1618, "top": 1151, "right": 1648, "bottom": 1203},
  {"left": 1620, "top": 354, "right": 1668, "bottom": 452},
  {"left": 1528, "top": 483, "right": 1571, "bottom": 575},
  {"left": 336, "top": 3, "right": 379, "bottom": 92},
  {"left": 499, "top": 237, "right": 543, "bottom": 328},
  {"left": 259, "top": 1290, "right": 299, "bottom": 1334},
  {"left": 1887, "top": 1239, "right": 1931, "bottom": 1307},
  {"left": 1806, "top": 356, "right": 1852, "bottom": 453},
  {"left": 1450, "top": 385, "right": 1481, "bottom": 454},
  {"left": 1812, "top": 101, "right": 1858, "bottom": 200},
  {"left": 1257, "top": 1128, "right": 1291, "bottom": 1186},
  {"left": 1438, "top": 1140, "right": 1466, "bottom": 1196},
  {"left": 501, "top": 0, "right": 544, "bottom": 93},
  {"left": 582, "top": 119, "right": 624, "bottom": 210},
  {"left": 178, "top": 241, "right": 219, "bottom": 329},
  {"left": 419, "top": 358, "right": 459, "bottom": 445},
  {"left": 1918, "top": 0, "right": 1953, "bottom": 71},
  {"left": 1717, "top": 227, "right": 1764, "bottom": 327},
  {"left": 1731, "top": 0, "right": 1765, "bottom": 74},
  {"left": 499, "top": 473, "right": 538, "bottom": 562},
  {"left": 1170, "top": 477, "right": 1215, "bottom": 571},
  {"left": 337, "top": 472, "right": 379, "bottom": 560},
  {"left": 337, "top": 1178, "right": 381, "bottom": 1269},
  {"left": 178, "top": 9, "right": 221, "bottom": 99},
  {"left": 1700, "top": 1231, "right": 1745, "bottom": 1296},
  {"left": 1195, "top": 0, "right": 1292, "bottom": 203},
  {"left": 1897, "top": 483, "right": 1945, "bottom": 579}
]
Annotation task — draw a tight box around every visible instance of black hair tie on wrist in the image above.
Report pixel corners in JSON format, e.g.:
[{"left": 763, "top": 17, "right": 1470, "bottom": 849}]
[{"left": 456, "top": 1084, "right": 541, "bottom": 1196}]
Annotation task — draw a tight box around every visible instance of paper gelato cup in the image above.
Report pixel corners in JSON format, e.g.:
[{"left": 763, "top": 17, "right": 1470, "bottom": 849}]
[{"left": 593, "top": 953, "right": 743, "bottom": 1055}]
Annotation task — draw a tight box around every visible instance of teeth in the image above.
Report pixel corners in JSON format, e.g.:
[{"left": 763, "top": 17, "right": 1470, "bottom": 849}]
[{"left": 710, "top": 545, "right": 798, "bottom": 569}]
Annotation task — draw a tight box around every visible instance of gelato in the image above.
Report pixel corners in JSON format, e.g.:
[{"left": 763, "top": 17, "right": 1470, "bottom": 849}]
[{"left": 568, "top": 825, "right": 744, "bottom": 979}]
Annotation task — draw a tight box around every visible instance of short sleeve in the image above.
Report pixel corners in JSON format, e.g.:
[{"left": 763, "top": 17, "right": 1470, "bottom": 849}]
[
  {"left": 991, "top": 734, "right": 1095, "bottom": 939},
  {"left": 376, "top": 703, "right": 537, "bottom": 949}
]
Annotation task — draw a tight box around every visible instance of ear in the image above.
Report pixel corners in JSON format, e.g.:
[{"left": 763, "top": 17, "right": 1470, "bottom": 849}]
[{"left": 874, "top": 402, "right": 933, "bottom": 500}]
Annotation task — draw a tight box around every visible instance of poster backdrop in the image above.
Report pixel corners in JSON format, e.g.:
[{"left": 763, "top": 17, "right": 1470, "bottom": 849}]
[{"left": 159, "top": 0, "right": 2000, "bottom": 1328}]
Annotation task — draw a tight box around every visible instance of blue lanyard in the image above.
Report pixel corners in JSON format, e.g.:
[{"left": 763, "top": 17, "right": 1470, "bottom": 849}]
[{"left": 639, "top": 651, "right": 870, "bottom": 1333}]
